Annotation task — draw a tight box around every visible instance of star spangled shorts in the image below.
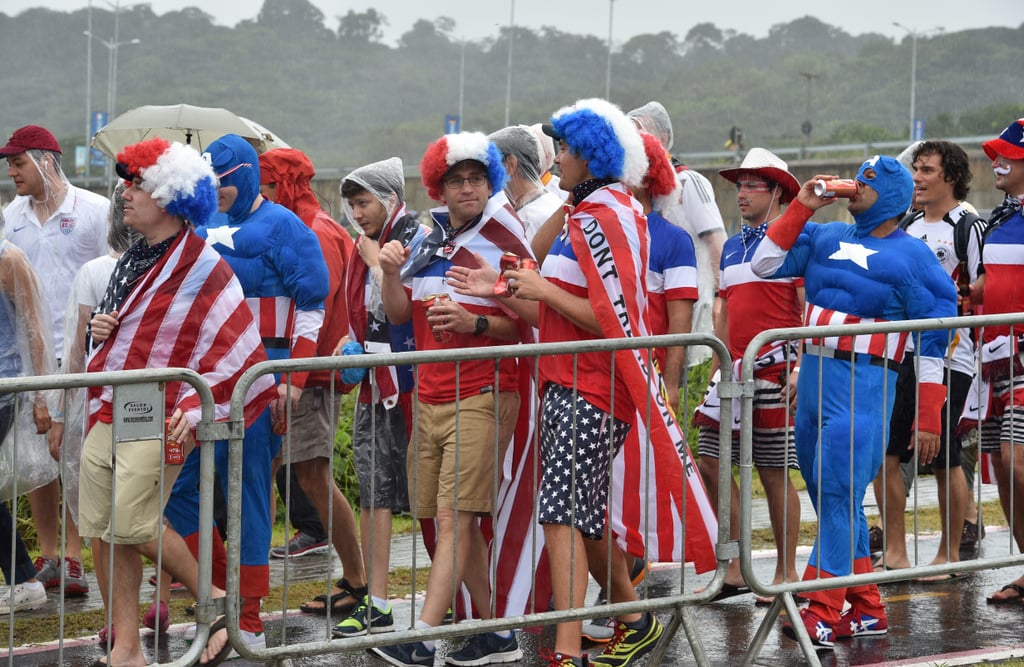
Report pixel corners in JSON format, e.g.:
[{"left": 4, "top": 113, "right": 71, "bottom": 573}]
[{"left": 538, "top": 383, "right": 630, "bottom": 540}]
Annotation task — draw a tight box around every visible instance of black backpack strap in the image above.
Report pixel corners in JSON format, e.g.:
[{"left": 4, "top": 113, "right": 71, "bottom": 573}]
[
  {"left": 952, "top": 211, "right": 982, "bottom": 263},
  {"left": 898, "top": 209, "right": 920, "bottom": 231}
]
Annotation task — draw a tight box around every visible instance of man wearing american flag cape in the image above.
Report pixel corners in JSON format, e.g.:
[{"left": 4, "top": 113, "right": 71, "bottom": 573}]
[{"left": 449, "top": 98, "right": 717, "bottom": 667}]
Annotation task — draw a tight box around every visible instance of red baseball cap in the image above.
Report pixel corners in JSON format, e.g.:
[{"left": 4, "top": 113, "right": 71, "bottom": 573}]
[
  {"left": 0, "top": 125, "right": 61, "bottom": 157},
  {"left": 983, "top": 118, "right": 1024, "bottom": 161}
]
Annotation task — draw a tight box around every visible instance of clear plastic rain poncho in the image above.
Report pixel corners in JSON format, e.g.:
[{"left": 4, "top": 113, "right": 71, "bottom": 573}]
[
  {"left": 627, "top": 101, "right": 675, "bottom": 152},
  {"left": 341, "top": 156, "right": 405, "bottom": 226},
  {"left": 0, "top": 208, "right": 58, "bottom": 501},
  {"left": 341, "top": 157, "right": 406, "bottom": 332},
  {"left": 54, "top": 183, "right": 134, "bottom": 521},
  {"left": 489, "top": 125, "right": 565, "bottom": 240},
  {"left": 528, "top": 123, "right": 562, "bottom": 198},
  {"left": 18, "top": 149, "right": 73, "bottom": 220}
]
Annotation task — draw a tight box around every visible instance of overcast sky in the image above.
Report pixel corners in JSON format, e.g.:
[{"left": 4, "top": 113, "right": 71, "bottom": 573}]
[{"left": 4, "top": 0, "right": 1014, "bottom": 45}]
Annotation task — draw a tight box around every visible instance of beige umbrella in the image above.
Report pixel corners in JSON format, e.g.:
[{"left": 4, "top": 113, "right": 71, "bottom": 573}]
[{"left": 90, "top": 103, "right": 289, "bottom": 159}]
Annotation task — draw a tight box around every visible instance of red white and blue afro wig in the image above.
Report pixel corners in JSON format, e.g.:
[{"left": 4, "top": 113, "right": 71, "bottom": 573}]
[
  {"left": 548, "top": 98, "right": 647, "bottom": 187},
  {"left": 420, "top": 131, "right": 508, "bottom": 201},
  {"left": 116, "top": 137, "right": 218, "bottom": 225}
]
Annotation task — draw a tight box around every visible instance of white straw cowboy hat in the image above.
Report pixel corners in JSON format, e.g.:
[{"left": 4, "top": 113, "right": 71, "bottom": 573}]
[{"left": 719, "top": 147, "right": 801, "bottom": 203}]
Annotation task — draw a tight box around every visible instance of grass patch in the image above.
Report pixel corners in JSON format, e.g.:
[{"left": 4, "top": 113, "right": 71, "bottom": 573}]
[{"left": 747, "top": 497, "right": 1005, "bottom": 551}]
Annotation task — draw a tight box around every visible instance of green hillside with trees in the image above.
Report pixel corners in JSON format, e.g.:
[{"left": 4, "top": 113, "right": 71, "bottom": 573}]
[{"left": 1, "top": 1, "right": 1021, "bottom": 172}]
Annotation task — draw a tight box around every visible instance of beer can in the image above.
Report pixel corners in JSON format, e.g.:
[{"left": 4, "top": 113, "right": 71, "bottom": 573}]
[
  {"left": 272, "top": 411, "right": 288, "bottom": 436},
  {"left": 813, "top": 178, "right": 859, "bottom": 198},
  {"left": 499, "top": 252, "right": 520, "bottom": 272},
  {"left": 422, "top": 293, "right": 453, "bottom": 343},
  {"left": 165, "top": 417, "right": 184, "bottom": 465},
  {"left": 494, "top": 252, "right": 520, "bottom": 297}
]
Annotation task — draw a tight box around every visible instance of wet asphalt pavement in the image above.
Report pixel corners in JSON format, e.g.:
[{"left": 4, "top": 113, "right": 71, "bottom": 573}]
[{"left": 8, "top": 476, "right": 1024, "bottom": 666}]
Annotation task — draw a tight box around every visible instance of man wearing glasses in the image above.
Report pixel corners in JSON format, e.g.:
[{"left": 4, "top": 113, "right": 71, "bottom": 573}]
[
  {"left": 695, "top": 148, "right": 804, "bottom": 605},
  {"left": 373, "top": 132, "right": 533, "bottom": 667}
]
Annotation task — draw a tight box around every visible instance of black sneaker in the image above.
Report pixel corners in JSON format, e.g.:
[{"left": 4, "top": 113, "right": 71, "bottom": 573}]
[
  {"left": 960, "top": 519, "right": 984, "bottom": 551},
  {"left": 445, "top": 631, "right": 523, "bottom": 666},
  {"left": 628, "top": 558, "right": 649, "bottom": 587},
  {"left": 332, "top": 595, "right": 394, "bottom": 637},
  {"left": 868, "top": 525, "right": 884, "bottom": 553},
  {"left": 370, "top": 640, "right": 435, "bottom": 667}
]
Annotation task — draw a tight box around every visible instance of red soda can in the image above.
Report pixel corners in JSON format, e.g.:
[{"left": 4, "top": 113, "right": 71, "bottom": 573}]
[
  {"left": 422, "top": 293, "right": 454, "bottom": 343},
  {"left": 165, "top": 417, "right": 184, "bottom": 465},
  {"left": 272, "top": 411, "right": 288, "bottom": 435},
  {"left": 493, "top": 252, "right": 520, "bottom": 297},
  {"left": 813, "top": 178, "right": 859, "bottom": 198}
]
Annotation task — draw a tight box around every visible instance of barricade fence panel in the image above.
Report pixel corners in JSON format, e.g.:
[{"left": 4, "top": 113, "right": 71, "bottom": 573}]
[
  {"left": 737, "top": 312, "right": 1024, "bottom": 667},
  {"left": 0, "top": 367, "right": 223, "bottom": 667},
  {"left": 229, "top": 334, "right": 732, "bottom": 666}
]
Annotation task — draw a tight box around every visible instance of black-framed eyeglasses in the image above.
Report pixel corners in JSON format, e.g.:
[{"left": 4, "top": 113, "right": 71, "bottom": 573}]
[{"left": 444, "top": 174, "right": 487, "bottom": 189}]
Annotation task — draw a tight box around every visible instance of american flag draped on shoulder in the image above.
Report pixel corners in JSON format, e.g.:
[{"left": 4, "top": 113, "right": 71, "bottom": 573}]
[
  {"left": 87, "top": 228, "right": 276, "bottom": 430},
  {"left": 411, "top": 193, "right": 552, "bottom": 618},
  {"left": 569, "top": 184, "right": 717, "bottom": 573}
]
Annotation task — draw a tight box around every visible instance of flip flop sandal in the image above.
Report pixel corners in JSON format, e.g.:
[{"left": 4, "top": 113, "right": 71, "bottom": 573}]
[
  {"left": 913, "top": 572, "right": 967, "bottom": 584},
  {"left": 299, "top": 577, "right": 368, "bottom": 616},
  {"left": 199, "top": 617, "right": 233, "bottom": 667},
  {"left": 710, "top": 583, "right": 751, "bottom": 602},
  {"left": 987, "top": 582, "right": 1024, "bottom": 604}
]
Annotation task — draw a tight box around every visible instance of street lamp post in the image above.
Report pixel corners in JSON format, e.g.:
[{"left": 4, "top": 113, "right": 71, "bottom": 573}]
[
  {"left": 84, "top": 0, "right": 93, "bottom": 186},
  {"left": 84, "top": 0, "right": 141, "bottom": 186},
  {"left": 604, "top": 0, "right": 614, "bottom": 100},
  {"left": 83, "top": 28, "right": 140, "bottom": 184},
  {"left": 892, "top": 22, "right": 943, "bottom": 142},
  {"left": 504, "top": 0, "right": 514, "bottom": 127},
  {"left": 798, "top": 71, "right": 818, "bottom": 160},
  {"left": 458, "top": 39, "right": 465, "bottom": 127}
]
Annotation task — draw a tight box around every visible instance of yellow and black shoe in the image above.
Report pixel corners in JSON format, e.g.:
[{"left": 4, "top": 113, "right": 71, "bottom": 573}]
[{"left": 590, "top": 612, "right": 663, "bottom": 666}]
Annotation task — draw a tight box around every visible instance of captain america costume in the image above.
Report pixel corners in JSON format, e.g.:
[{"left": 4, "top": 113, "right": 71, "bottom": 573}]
[
  {"left": 751, "top": 155, "right": 957, "bottom": 636},
  {"left": 163, "top": 135, "right": 328, "bottom": 632}
]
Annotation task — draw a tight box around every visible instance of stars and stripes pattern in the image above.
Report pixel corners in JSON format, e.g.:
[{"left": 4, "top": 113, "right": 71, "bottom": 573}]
[
  {"left": 804, "top": 303, "right": 908, "bottom": 363},
  {"left": 569, "top": 183, "right": 717, "bottom": 571},
  {"left": 87, "top": 228, "right": 277, "bottom": 430},
  {"left": 406, "top": 193, "right": 550, "bottom": 618}
]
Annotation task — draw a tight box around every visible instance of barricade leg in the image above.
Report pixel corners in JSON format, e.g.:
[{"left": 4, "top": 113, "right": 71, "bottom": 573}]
[{"left": 652, "top": 603, "right": 708, "bottom": 666}]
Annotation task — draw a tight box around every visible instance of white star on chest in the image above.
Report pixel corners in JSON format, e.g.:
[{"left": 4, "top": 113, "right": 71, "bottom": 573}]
[
  {"left": 829, "top": 241, "right": 878, "bottom": 270},
  {"left": 205, "top": 226, "right": 240, "bottom": 250}
]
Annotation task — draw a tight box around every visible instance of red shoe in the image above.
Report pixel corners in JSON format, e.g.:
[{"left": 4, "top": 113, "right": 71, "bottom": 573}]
[
  {"left": 62, "top": 556, "right": 90, "bottom": 597},
  {"left": 834, "top": 606, "right": 887, "bottom": 639},
  {"left": 98, "top": 624, "right": 115, "bottom": 647},
  {"left": 143, "top": 600, "right": 170, "bottom": 633},
  {"left": 148, "top": 574, "right": 186, "bottom": 591},
  {"left": 782, "top": 608, "right": 835, "bottom": 649}
]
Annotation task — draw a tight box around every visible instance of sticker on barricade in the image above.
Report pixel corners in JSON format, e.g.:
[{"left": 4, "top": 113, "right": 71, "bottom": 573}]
[{"left": 112, "top": 382, "right": 165, "bottom": 441}]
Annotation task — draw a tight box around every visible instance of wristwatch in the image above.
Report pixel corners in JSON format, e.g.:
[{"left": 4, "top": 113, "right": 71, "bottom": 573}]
[{"left": 474, "top": 314, "right": 489, "bottom": 336}]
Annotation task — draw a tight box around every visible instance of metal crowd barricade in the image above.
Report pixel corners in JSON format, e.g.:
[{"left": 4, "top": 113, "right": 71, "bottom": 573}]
[
  {"left": 736, "top": 312, "right": 1024, "bottom": 667},
  {"left": 0, "top": 367, "right": 224, "bottom": 667},
  {"left": 228, "top": 333, "right": 733, "bottom": 666}
]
